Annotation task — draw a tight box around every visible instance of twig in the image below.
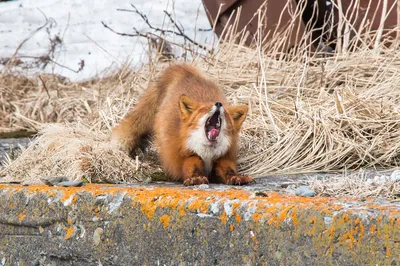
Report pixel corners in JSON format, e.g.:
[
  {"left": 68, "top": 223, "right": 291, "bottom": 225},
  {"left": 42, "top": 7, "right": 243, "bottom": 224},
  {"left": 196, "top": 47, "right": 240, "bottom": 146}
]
[
  {"left": 163, "top": 11, "right": 208, "bottom": 50},
  {"left": 17, "top": 55, "right": 84, "bottom": 73},
  {"left": 101, "top": 21, "right": 147, "bottom": 38},
  {"left": 3, "top": 10, "right": 55, "bottom": 72},
  {"left": 38, "top": 75, "right": 51, "bottom": 99},
  {"left": 2, "top": 9, "right": 84, "bottom": 75},
  {"left": 101, "top": 21, "right": 202, "bottom": 57},
  {"left": 113, "top": 4, "right": 209, "bottom": 51},
  {"left": 117, "top": 5, "right": 180, "bottom": 36}
]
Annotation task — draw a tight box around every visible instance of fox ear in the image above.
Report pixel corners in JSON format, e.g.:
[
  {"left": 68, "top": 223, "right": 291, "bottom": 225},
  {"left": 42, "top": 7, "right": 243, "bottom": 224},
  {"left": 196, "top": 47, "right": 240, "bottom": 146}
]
[
  {"left": 179, "top": 94, "right": 199, "bottom": 120},
  {"left": 226, "top": 105, "right": 248, "bottom": 131}
]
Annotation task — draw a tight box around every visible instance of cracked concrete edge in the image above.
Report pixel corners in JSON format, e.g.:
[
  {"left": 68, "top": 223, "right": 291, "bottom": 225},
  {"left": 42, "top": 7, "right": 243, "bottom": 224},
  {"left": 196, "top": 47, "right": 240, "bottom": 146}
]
[{"left": 0, "top": 184, "right": 399, "bottom": 265}]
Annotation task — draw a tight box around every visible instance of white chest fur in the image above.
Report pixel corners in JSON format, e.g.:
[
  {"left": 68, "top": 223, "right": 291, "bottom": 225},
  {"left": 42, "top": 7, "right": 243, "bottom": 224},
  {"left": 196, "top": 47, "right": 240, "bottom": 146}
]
[{"left": 186, "top": 113, "right": 230, "bottom": 176}]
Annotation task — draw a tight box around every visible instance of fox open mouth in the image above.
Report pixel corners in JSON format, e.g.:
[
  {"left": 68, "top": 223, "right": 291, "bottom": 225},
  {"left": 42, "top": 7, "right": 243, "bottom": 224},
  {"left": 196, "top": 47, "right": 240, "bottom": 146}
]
[{"left": 205, "top": 110, "right": 221, "bottom": 142}]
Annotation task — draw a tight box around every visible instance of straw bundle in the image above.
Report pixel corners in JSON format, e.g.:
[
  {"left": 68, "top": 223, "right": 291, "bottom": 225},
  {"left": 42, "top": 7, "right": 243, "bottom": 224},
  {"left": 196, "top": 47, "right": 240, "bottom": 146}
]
[{"left": 1, "top": 123, "right": 157, "bottom": 184}]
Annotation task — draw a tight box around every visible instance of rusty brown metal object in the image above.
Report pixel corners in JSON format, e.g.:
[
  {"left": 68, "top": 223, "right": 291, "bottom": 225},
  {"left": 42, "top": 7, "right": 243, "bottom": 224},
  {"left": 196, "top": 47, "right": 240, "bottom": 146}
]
[
  {"left": 202, "top": 0, "right": 307, "bottom": 51},
  {"left": 202, "top": 0, "right": 400, "bottom": 52},
  {"left": 332, "top": 0, "right": 399, "bottom": 48}
]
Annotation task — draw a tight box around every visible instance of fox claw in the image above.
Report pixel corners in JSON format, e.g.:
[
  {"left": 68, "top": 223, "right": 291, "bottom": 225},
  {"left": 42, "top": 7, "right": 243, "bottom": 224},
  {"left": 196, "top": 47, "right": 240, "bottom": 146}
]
[
  {"left": 183, "top": 176, "right": 209, "bottom": 186},
  {"left": 226, "top": 175, "right": 254, "bottom": 186}
]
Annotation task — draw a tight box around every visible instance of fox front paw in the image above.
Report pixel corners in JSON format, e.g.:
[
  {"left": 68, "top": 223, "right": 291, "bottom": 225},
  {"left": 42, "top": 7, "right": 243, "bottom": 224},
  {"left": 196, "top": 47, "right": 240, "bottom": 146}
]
[
  {"left": 183, "top": 176, "right": 209, "bottom": 186},
  {"left": 226, "top": 175, "right": 255, "bottom": 185}
]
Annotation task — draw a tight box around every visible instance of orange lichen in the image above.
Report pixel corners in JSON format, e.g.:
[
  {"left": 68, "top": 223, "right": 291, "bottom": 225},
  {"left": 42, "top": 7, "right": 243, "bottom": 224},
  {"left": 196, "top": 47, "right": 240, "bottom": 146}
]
[
  {"left": 328, "top": 226, "right": 336, "bottom": 242},
  {"left": 357, "top": 220, "right": 365, "bottom": 241},
  {"left": 279, "top": 206, "right": 293, "bottom": 222},
  {"left": 251, "top": 213, "right": 262, "bottom": 224},
  {"left": 220, "top": 212, "right": 228, "bottom": 224},
  {"left": 390, "top": 218, "right": 396, "bottom": 226},
  {"left": 18, "top": 210, "right": 26, "bottom": 222},
  {"left": 64, "top": 227, "right": 74, "bottom": 240},
  {"left": 386, "top": 245, "right": 391, "bottom": 257},
  {"left": 308, "top": 216, "right": 317, "bottom": 235},
  {"left": 370, "top": 224, "right": 376, "bottom": 236},
  {"left": 267, "top": 215, "right": 278, "bottom": 226},
  {"left": 235, "top": 212, "right": 241, "bottom": 223},
  {"left": 231, "top": 202, "right": 241, "bottom": 213},
  {"left": 140, "top": 200, "right": 158, "bottom": 220},
  {"left": 178, "top": 204, "right": 185, "bottom": 217},
  {"left": 0, "top": 183, "right": 399, "bottom": 251},
  {"left": 230, "top": 224, "right": 235, "bottom": 231},
  {"left": 343, "top": 232, "right": 356, "bottom": 248},
  {"left": 187, "top": 199, "right": 209, "bottom": 213},
  {"left": 341, "top": 214, "right": 349, "bottom": 223},
  {"left": 159, "top": 214, "right": 171, "bottom": 229}
]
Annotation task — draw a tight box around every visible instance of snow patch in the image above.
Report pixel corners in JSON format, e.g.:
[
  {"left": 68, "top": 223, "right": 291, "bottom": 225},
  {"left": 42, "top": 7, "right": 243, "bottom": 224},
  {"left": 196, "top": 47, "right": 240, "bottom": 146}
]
[{"left": 0, "top": 0, "right": 216, "bottom": 81}]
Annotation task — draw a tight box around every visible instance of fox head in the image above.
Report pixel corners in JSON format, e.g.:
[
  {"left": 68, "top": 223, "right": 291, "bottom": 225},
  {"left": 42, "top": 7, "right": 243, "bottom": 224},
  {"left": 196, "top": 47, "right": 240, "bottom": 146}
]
[{"left": 179, "top": 94, "right": 248, "bottom": 159}]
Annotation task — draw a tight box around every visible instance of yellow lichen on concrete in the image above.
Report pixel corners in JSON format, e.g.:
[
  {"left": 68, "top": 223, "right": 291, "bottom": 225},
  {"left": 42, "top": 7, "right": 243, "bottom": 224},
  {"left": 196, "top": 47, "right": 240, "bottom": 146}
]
[
  {"left": 64, "top": 227, "right": 74, "bottom": 240},
  {"left": 0, "top": 184, "right": 399, "bottom": 247},
  {"left": 235, "top": 212, "right": 241, "bottom": 223},
  {"left": 159, "top": 215, "right": 171, "bottom": 229},
  {"left": 18, "top": 210, "right": 26, "bottom": 222},
  {"left": 0, "top": 184, "right": 398, "bottom": 265},
  {"left": 220, "top": 212, "right": 228, "bottom": 224},
  {"left": 178, "top": 204, "right": 185, "bottom": 217}
]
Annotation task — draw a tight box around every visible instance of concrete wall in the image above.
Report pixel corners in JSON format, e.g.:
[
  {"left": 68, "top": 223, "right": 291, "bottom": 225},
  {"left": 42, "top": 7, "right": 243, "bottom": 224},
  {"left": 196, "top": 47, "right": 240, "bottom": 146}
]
[{"left": 0, "top": 184, "right": 398, "bottom": 265}]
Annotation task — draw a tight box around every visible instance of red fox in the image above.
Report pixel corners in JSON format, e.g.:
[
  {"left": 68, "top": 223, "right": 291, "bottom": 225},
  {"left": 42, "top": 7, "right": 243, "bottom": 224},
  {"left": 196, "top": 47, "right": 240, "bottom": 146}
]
[{"left": 111, "top": 64, "right": 254, "bottom": 186}]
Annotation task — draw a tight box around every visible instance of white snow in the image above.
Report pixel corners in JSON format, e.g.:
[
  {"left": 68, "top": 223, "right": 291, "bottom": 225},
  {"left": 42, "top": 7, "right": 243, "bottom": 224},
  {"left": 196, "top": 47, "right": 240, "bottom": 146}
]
[{"left": 0, "top": 0, "right": 216, "bottom": 81}]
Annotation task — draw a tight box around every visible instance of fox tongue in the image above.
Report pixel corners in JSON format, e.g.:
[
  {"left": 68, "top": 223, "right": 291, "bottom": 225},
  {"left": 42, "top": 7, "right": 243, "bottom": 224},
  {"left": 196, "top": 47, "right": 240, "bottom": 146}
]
[{"left": 208, "top": 128, "right": 219, "bottom": 140}]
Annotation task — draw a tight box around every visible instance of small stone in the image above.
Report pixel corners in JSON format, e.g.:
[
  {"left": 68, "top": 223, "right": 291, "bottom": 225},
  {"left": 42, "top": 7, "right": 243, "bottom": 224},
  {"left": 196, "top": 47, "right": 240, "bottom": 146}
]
[
  {"left": 255, "top": 191, "right": 268, "bottom": 197},
  {"left": 295, "top": 186, "right": 315, "bottom": 197},
  {"left": 284, "top": 184, "right": 297, "bottom": 195},
  {"left": 57, "top": 181, "right": 84, "bottom": 187},
  {"left": 390, "top": 170, "right": 400, "bottom": 182},
  {"left": 373, "top": 175, "right": 389, "bottom": 185},
  {"left": 324, "top": 216, "right": 332, "bottom": 225},
  {"left": 40, "top": 176, "right": 69, "bottom": 186},
  {"left": 366, "top": 178, "right": 374, "bottom": 185}
]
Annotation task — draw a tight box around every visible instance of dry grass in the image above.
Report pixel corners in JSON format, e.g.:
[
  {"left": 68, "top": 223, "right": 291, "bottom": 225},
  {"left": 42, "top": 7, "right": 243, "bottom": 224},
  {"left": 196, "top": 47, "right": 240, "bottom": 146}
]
[
  {"left": 1, "top": 123, "right": 159, "bottom": 184},
  {"left": 1, "top": 1, "right": 400, "bottom": 196},
  {"left": 309, "top": 170, "right": 400, "bottom": 199}
]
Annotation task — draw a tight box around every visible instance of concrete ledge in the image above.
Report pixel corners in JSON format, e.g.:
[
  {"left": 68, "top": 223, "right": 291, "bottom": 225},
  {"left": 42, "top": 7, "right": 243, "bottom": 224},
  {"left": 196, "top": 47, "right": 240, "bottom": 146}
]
[{"left": 0, "top": 184, "right": 399, "bottom": 265}]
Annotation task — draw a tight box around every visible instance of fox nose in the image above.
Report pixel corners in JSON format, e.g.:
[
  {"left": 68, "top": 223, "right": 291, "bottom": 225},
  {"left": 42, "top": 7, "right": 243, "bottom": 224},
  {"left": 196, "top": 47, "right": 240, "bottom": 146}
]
[{"left": 215, "top": 102, "right": 223, "bottom": 108}]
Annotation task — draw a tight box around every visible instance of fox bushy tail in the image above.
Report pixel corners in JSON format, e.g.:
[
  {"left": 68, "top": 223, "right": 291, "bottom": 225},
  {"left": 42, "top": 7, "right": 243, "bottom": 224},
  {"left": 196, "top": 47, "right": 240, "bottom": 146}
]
[{"left": 111, "top": 83, "right": 166, "bottom": 155}]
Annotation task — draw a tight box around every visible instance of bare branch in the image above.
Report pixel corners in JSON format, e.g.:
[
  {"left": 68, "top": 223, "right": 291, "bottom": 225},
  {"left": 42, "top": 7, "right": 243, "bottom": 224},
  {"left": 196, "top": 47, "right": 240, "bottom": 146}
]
[
  {"left": 111, "top": 5, "right": 209, "bottom": 52},
  {"left": 101, "top": 21, "right": 146, "bottom": 38}
]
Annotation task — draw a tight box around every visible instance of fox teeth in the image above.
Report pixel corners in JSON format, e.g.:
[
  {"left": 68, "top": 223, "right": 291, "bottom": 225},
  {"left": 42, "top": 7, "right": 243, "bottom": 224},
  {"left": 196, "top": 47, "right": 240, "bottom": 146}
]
[{"left": 216, "top": 119, "right": 221, "bottom": 127}]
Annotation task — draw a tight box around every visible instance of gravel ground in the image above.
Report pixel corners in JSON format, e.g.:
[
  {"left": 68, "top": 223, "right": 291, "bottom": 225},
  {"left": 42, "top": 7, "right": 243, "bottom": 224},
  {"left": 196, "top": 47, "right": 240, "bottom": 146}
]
[{"left": 0, "top": 138, "right": 31, "bottom": 169}]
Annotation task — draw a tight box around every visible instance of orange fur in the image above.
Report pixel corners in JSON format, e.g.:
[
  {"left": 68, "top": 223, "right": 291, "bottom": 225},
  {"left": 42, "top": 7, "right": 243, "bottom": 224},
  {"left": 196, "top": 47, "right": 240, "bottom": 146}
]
[{"left": 111, "top": 64, "right": 254, "bottom": 186}]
